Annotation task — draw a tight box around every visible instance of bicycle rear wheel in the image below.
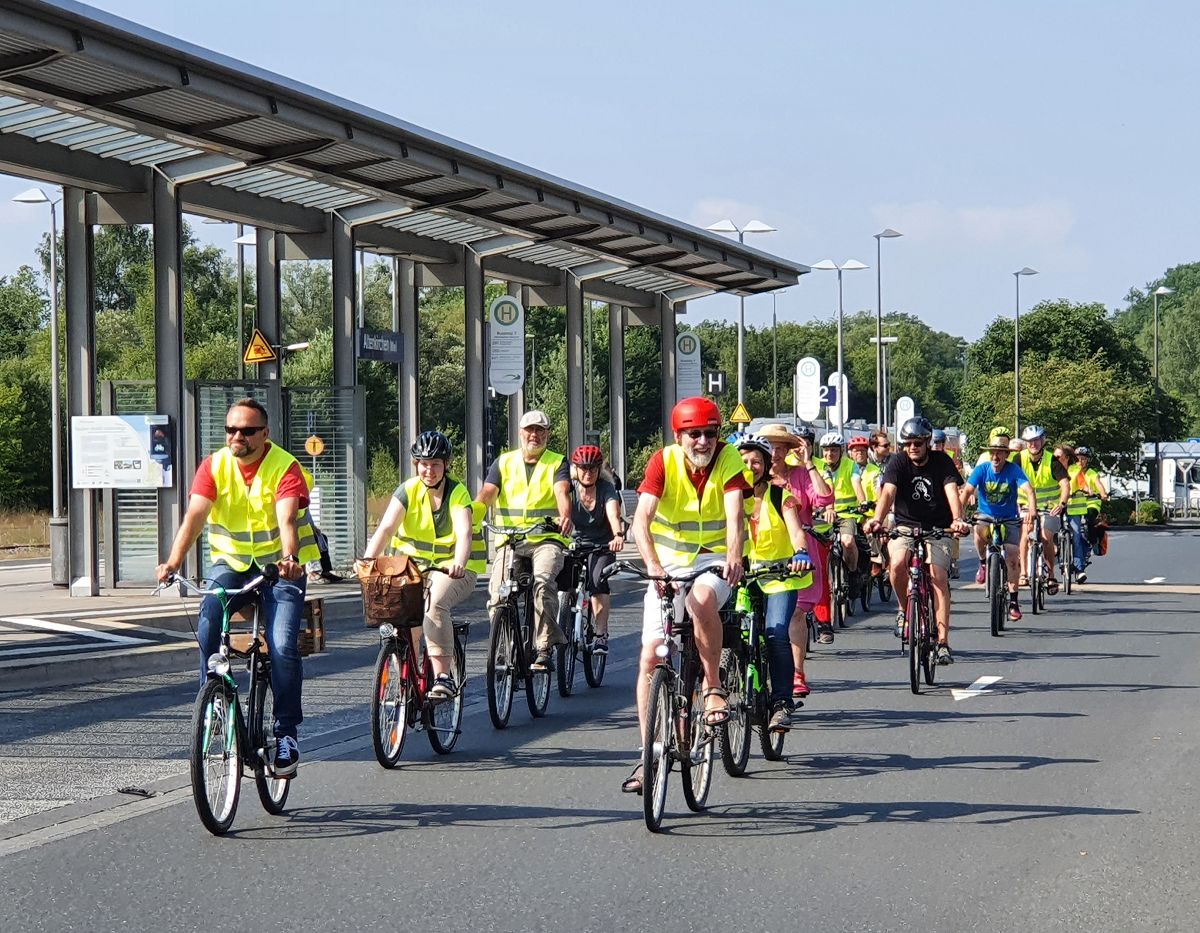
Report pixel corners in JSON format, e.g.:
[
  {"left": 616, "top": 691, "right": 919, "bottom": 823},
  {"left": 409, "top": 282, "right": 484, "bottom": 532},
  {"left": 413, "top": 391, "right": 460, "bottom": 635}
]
[
  {"left": 1064, "top": 531, "right": 1074, "bottom": 595},
  {"left": 988, "top": 553, "right": 1004, "bottom": 638},
  {"left": 758, "top": 650, "right": 785, "bottom": 761},
  {"left": 878, "top": 569, "right": 892, "bottom": 603},
  {"left": 718, "top": 647, "right": 750, "bottom": 777},
  {"left": 190, "top": 678, "right": 242, "bottom": 835},
  {"left": 556, "top": 593, "right": 577, "bottom": 698},
  {"left": 642, "top": 666, "right": 673, "bottom": 833},
  {"left": 680, "top": 666, "right": 715, "bottom": 812},
  {"left": 582, "top": 602, "right": 606, "bottom": 688},
  {"left": 486, "top": 608, "right": 516, "bottom": 730},
  {"left": 523, "top": 599, "right": 551, "bottom": 718},
  {"left": 250, "top": 672, "right": 290, "bottom": 814},
  {"left": 830, "top": 559, "right": 846, "bottom": 628},
  {"left": 426, "top": 631, "right": 466, "bottom": 754},
  {"left": 859, "top": 568, "right": 872, "bottom": 612},
  {"left": 371, "top": 639, "right": 411, "bottom": 767}
]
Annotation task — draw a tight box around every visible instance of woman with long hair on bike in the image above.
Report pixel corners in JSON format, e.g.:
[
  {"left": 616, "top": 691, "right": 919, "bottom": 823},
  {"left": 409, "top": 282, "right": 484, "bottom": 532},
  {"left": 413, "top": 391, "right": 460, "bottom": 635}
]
[
  {"left": 758, "top": 423, "right": 832, "bottom": 699},
  {"left": 358, "top": 431, "right": 483, "bottom": 699}
]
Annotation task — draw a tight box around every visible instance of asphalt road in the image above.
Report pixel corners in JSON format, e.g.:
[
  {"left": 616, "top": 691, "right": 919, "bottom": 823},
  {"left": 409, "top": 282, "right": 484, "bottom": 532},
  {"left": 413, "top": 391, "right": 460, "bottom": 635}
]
[{"left": 3, "top": 532, "right": 1200, "bottom": 933}]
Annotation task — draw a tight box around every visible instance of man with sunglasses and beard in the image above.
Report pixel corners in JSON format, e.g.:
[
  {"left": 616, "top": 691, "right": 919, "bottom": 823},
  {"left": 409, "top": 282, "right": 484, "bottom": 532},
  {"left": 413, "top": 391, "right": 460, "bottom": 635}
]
[
  {"left": 864, "top": 417, "right": 970, "bottom": 665},
  {"left": 622, "top": 397, "right": 749, "bottom": 794},
  {"left": 156, "top": 398, "right": 318, "bottom": 776}
]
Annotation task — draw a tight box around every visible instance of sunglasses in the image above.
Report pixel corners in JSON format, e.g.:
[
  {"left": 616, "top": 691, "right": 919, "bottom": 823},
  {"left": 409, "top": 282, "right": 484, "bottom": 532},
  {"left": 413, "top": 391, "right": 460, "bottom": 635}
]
[
  {"left": 902, "top": 439, "right": 928, "bottom": 448},
  {"left": 226, "top": 425, "right": 266, "bottom": 436},
  {"left": 684, "top": 428, "right": 719, "bottom": 441}
]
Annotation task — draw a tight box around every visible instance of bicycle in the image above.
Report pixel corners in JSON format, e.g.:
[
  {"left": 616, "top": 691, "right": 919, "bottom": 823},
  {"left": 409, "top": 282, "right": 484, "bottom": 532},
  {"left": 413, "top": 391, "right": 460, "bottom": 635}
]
[
  {"left": 1056, "top": 518, "right": 1074, "bottom": 595},
  {"left": 483, "top": 520, "right": 561, "bottom": 729},
  {"left": 719, "top": 562, "right": 800, "bottom": 775},
  {"left": 874, "top": 531, "right": 894, "bottom": 603},
  {"left": 888, "top": 527, "right": 951, "bottom": 695},
  {"left": 157, "top": 565, "right": 291, "bottom": 836},
  {"left": 825, "top": 506, "right": 869, "bottom": 627},
  {"left": 555, "top": 541, "right": 611, "bottom": 697},
  {"left": 610, "top": 562, "right": 720, "bottom": 833},
  {"left": 1026, "top": 508, "right": 1047, "bottom": 614},
  {"left": 976, "top": 516, "right": 1011, "bottom": 638},
  {"left": 370, "top": 567, "right": 469, "bottom": 767}
]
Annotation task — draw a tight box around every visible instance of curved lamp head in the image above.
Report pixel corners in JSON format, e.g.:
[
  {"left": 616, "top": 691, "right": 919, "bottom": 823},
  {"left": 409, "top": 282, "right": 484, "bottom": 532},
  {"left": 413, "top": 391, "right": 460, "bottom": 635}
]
[
  {"left": 11, "top": 187, "right": 50, "bottom": 205},
  {"left": 875, "top": 228, "right": 903, "bottom": 239},
  {"left": 705, "top": 219, "right": 738, "bottom": 234},
  {"left": 811, "top": 259, "right": 837, "bottom": 271},
  {"left": 742, "top": 220, "right": 776, "bottom": 234},
  {"left": 1154, "top": 286, "right": 1174, "bottom": 296},
  {"left": 1014, "top": 266, "right": 1038, "bottom": 277},
  {"left": 841, "top": 260, "right": 869, "bottom": 271}
]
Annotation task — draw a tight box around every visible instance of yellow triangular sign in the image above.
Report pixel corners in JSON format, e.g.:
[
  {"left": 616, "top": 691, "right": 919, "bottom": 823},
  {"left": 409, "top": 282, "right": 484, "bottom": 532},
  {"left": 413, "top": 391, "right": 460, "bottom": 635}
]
[
  {"left": 243, "top": 328, "right": 278, "bottom": 365},
  {"left": 730, "top": 402, "right": 751, "bottom": 424}
]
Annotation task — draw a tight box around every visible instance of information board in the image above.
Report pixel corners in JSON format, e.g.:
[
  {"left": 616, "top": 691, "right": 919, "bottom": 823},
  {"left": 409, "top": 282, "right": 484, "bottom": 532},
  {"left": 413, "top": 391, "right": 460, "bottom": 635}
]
[{"left": 71, "top": 415, "right": 174, "bottom": 489}]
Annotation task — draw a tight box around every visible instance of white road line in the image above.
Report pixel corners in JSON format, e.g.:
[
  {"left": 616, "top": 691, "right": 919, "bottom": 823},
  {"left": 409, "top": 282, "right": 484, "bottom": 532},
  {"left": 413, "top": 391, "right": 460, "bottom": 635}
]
[
  {"left": 0, "top": 643, "right": 124, "bottom": 658},
  {"left": 1144, "top": 576, "right": 1166, "bottom": 584},
  {"left": 951, "top": 675, "right": 1004, "bottom": 702},
  {"left": 0, "top": 617, "right": 148, "bottom": 645}
]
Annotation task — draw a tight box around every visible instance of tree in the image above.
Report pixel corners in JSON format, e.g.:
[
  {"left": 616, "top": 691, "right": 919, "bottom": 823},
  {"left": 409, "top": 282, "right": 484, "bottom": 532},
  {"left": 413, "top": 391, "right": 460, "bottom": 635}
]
[{"left": 0, "top": 266, "right": 46, "bottom": 359}]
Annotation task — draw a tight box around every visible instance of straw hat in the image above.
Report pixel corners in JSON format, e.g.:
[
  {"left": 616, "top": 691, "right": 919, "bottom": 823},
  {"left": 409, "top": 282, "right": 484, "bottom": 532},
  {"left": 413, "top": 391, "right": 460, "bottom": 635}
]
[{"left": 756, "top": 423, "right": 801, "bottom": 448}]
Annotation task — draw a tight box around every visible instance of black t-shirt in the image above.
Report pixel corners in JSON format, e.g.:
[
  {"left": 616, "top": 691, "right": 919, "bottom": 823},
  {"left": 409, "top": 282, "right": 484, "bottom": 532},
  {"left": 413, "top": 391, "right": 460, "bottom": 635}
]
[
  {"left": 569, "top": 478, "right": 620, "bottom": 546},
  {"left": 881, "top": 450, "right": 963, "bottom": 530}
]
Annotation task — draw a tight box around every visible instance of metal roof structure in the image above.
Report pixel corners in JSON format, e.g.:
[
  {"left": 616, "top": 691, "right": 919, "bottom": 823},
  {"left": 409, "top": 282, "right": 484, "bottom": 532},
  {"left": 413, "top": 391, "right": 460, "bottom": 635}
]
[{"left": 0, "top": 0, "right": 807, "bottom": 307}]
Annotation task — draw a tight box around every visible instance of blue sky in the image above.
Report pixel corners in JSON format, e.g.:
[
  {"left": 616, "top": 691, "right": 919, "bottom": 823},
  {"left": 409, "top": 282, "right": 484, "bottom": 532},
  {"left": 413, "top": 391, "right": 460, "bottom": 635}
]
[{"left": 1, "top": 0, "right": 1196, "bottom": 339}]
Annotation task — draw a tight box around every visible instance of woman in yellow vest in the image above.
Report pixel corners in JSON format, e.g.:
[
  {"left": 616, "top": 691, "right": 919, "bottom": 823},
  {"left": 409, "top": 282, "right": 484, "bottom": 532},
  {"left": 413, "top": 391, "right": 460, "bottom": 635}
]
[
  {"left": 734, "top": 434, "right": 814, "bottom": 733},
  {"left": 360, "top": 431, "right": 483, "bottom": 699},
  {"left": 1067, "top": 446, "right": 1109, "bottom": 583}
]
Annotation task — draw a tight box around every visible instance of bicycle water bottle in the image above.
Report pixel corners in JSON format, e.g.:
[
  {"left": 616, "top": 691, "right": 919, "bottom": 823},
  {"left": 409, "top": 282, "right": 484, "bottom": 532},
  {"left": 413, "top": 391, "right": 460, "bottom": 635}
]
[{"left": 735, "top": 586, "right": 752, "bottom": 637}]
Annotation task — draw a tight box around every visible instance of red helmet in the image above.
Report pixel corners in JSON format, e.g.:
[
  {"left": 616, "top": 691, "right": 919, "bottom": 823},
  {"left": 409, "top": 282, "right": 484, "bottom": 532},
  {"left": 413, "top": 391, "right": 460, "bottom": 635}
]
[
  {"left": 848, "top": 435, "right": 869, "bottom": 450},
  {"left": 671, "top": 396, "right": 721, "bottom": 432},
  {"left": 571, "top": 444, "right": 604, "bottom": 466}
]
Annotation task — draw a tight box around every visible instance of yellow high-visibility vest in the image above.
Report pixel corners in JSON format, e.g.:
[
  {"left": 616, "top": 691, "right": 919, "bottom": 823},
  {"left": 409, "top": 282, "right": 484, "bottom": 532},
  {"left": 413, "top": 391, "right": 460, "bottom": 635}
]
[
  {"left": 207, "top": 444, "right": 320, "bottom": 571},
  {"left": 494, "top": 449, "right": 568, "bottom": 545},
  {"left": 649, "top": 443, "right": 744, "bottom": 569},
  {"left": 746, "top": 487, "right": 814, "bottom": 594},
  {"left": 815, "top": 455, "right": 860, "bottom": 518},
  {"left": 1018, "top": 450, "right": 1061, "bottom": 510},
  {"left": 390, "top": 475, "right": 485, "bottom": 573},
  {"left": 1067, "top": 464, "right": 1101, "bottom": 517}
]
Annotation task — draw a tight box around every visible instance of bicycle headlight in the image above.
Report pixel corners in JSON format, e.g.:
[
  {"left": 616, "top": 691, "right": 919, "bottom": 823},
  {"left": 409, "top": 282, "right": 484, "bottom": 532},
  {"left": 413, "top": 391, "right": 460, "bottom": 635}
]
[
  {"left": 379, "top": 623, "right": 397, "bottom": 639},
  {"left": 654, "top": 643, "right": 670, "bottom": 659},
  {"left": 206, "top": 653, "right": 231, "bottom": 677}
]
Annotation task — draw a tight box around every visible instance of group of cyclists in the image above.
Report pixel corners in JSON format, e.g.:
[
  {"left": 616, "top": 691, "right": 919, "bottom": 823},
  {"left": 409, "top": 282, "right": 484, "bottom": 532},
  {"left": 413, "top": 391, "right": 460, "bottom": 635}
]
[{"left": 155, "top": 395, "right": 1111, "bottom": 793}]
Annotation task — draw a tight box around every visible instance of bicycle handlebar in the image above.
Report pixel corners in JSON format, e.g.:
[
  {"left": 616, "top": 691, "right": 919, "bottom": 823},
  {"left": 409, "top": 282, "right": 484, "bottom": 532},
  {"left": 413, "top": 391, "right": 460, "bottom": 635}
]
[
  {"left": 482, "top": 519, "right": 561, "bottom": 540},
  {"left": 603, "top": 562, "right": 718, "bottom": 586},
  {"left": 154, "top": 563, "right": 279, "bottom": 600}
]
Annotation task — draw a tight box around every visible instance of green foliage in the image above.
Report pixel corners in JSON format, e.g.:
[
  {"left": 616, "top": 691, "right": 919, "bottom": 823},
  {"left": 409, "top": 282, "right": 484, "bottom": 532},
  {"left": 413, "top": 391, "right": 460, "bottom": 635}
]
[
  {"left": 1136, "top": 500, "right": 1164, "bottom": 525},
  {"left": 367, "top": 445, "right": 400, "bottom": 498},
  {"left": 0, "top": 266, "right": 46, "bottom": 358},
  {"left": 1104, "top": 497, "right": 1135, "bottom": 526},
  {"left": 0, "top": 357, "right": 50, "bottom": 509}
]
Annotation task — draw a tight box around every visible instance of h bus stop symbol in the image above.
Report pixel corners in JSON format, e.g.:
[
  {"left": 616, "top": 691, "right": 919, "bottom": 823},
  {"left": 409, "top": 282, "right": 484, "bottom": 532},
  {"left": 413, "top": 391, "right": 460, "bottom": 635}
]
[{"left": 707, "top": 370, "right": 726, "bottom": 395}]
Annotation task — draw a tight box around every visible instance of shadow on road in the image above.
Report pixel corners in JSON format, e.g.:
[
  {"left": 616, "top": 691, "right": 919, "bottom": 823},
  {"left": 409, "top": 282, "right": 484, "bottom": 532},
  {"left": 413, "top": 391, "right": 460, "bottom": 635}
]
[{"left": 760, "top": 750, "right": 1098, "bottom": 780}]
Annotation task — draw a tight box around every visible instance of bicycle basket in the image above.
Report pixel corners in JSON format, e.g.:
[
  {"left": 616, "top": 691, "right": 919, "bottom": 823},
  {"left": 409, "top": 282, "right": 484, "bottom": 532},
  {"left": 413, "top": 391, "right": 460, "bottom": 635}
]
[{"left": 356, "top": 555, "right": 425, "bottom": 627}]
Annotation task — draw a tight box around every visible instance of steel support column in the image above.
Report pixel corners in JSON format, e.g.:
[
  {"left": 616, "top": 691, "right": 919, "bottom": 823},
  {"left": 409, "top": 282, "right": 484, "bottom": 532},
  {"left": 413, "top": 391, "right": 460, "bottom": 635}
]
[
  {"left": 659, "top": 296, "right": 678, "bottom": 444},
  {"left": 331, "top": 215, "right": 356, "bottom": 388},
  {"left": 608, "top": 303, "right": 628, "bottom": 484},
  {"left": 565, "top": 273, "right": 586, "bottom": 453},
  {"left": 255, "top": 227, "right": 281, "bottom": 382},
  {"left": 506, "top": 280, "right": 525, "bottom": 451},
  {"left": 63, "top": 186, "right": 99, "bottom": 596},
  {"left": 152, "top": 172, "right": 186, "bottom": 568},
  {"left": 463, "top": 247, "right": 486, "bottom": 493},
  {"left": 395, "top": 257, "right": 419, "bottom": 466}
]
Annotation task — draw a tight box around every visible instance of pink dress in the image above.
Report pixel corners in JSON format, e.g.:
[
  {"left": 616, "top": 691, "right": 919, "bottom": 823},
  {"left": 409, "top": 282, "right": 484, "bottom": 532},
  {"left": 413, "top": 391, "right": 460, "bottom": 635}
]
[{"left": 781, "top": 465, "right": 835, "bottom": 612}]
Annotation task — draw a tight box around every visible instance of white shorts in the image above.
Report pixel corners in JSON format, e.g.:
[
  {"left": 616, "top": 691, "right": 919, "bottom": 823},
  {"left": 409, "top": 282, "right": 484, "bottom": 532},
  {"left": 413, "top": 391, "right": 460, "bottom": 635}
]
[{"left": 641, "top": 562, "right": 732, "bottom": 645}]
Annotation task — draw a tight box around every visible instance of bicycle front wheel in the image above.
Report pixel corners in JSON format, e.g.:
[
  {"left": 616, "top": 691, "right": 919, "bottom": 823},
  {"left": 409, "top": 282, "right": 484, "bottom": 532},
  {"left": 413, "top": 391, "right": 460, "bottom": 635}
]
[
  {"left": 426, "top": 631, "right": 466, "bottom": 755},
  {"left": 371, "top": 640, "right": 411, "bottom": 768},
  {"left": 907, "top": 590, "right": 921, "bottom": 694},
  {"left": 988, "top": 553, "right": 1004, "bottom": 638},
  {"left": 922, "top": 588, "right": 938, "bottom": 686},
  {"left": 830, "top": 560, "right": 846, "bottom": 629},
  {"left": 680, "top": 665, "right": 715, "bottom": 812},
  {"left": 879, "top": 569, "right": 893, "bottom": 603},
  {"left": 190, "top": 678, "right": 242, "bottom": 835},
  {"left": 1029, "top": 545, "right": 1043, "bottom": 616},
  {"left": 486, "top": 609, "right": 516, "bottom": 730},
  {"left": 718, "top": 647, "right": 750, "bottom": 777},
  {"left": 250, "top": 673, "right": 290, "bottom": 814},
  {"left": 582, "top": 602, "right": 606, "bottom": 688},
  {"left": 523, "top": 601, "right": 551, "bottom": 718},
  {"left": 642, "top": 666, "right": 673, "bottom": 833},
  {"left": 556, "top": 593, "right": 577, "bottom": 698},
  {"left": 758, "top": 649, "right": 785, "bottom": 761}
]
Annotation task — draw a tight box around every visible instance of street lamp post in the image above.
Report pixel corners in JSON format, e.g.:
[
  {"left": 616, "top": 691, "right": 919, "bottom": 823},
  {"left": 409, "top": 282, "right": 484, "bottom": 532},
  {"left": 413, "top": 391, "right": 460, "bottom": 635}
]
[
  {"left": 813, "top": 258, "right": 869, "bottom": 430},
  {"left": 1013, "top": 266, "right": 1038, "bottom": 433},
  {"left": 706, "top": 219, "right": 776, "bottom": 408},
  {"left": 233, "top": 229, "right": 259, "bottom": 378},
  {"left": 13, "top": 186, "right": 67, "bottom": 584},
  {"left": 871, "top": 335, "right": 899, "bottom": 434},
  {"left": 771, "top": 292, "right": 778, "bottom": 416},
  {"left": 874, "top": 229, "right": 902, "bottom": 428},
  {"left": 1153, "top": 285, "right": 1173, "bottom": 507}
]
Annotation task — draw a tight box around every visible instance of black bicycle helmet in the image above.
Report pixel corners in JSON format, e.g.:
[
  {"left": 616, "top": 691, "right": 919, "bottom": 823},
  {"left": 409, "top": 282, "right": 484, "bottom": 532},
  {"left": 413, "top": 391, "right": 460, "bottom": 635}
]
[
  {"left": 411, "top": 430, "right": 453, "bottom": 461},
  {"left": 794, "top": 423, "right": 816, "bottom": 442},
  {"left": 898, "top": 417, "right": 933, "bottom": 441}
]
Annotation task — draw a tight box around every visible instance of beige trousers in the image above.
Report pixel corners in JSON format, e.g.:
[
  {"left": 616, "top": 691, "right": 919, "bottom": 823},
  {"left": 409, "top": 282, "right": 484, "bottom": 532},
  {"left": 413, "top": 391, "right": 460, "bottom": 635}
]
[
  {"left": 488, "top": 540, "right": 565, "bottom": 651},
  {"left": 424, "top": 570, "right": 477, "bottom": 656}
]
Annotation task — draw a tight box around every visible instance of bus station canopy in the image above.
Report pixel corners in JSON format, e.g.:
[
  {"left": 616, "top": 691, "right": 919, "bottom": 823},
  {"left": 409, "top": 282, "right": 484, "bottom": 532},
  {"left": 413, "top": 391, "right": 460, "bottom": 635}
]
[{"left": 0, "top": 0, "right": 807, "bottom": 307}]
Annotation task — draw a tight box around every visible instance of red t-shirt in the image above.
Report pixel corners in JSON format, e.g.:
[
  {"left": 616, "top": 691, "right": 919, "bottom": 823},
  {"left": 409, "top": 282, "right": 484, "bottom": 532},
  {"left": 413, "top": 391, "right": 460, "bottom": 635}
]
[
  {"left": 638, "top": 442, "right": 750, "bottom": 499},
  {"left": 190, "top": 442, "right": 310, "bottom": 508}
]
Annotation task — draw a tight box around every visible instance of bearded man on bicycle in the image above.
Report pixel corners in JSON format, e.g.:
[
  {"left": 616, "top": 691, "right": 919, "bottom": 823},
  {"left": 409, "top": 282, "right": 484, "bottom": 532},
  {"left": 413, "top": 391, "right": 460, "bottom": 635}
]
[
  {"left": 623, "top": 396, "right": 749, "bottom": 794},
  {"left": 359, "top": 431, "right": 483, "bottom": 700},
  {"left": 476, "top": 409, "right": 573, "bottom": 673},
  {"left": 155, "top": 398, "right": 317, "bottom": 776},
  {"left": 865, "top": 417, "right": 969, "bottom": 665}
]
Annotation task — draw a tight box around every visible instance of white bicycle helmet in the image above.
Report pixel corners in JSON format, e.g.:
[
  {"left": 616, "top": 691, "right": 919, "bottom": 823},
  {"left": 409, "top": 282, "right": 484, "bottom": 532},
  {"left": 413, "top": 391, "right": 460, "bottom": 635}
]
[
  {"left": 730, "top": 432, "right": 772, "bottom": 458},
  {"left": 1021, "top": 424, "right": 1045, "bottom": 442},
  {"left": 819, "top": 432, "right": 845, "bottom": 448}
]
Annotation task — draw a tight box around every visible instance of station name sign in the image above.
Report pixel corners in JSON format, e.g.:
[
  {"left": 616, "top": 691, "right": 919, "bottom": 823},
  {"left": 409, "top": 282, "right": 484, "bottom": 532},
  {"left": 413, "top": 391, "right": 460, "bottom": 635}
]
[{"left": 356, "top": 327, "right": 403, "bottom": 364}]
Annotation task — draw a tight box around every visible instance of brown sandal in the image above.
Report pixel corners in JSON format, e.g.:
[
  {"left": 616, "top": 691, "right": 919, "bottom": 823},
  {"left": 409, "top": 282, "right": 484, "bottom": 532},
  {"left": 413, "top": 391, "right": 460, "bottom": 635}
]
[
  {"left": 702, "top": 687, "right": 730, "bottom": 727},
  {"left": 621, "top": 763, "right": 644, "bottom": 795}
]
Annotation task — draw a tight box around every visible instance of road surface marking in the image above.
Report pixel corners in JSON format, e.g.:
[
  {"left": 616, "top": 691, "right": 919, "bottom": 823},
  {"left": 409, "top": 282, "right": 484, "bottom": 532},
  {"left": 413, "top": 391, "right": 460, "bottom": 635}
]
[
  {"left": 0, "top": 617, "right": 147, "bottom": 644},
  {"left": 1144, "top": 576, "right": 1166, "bottom": 584},
  {"left": 951, "top": 675, "right": 1003, "bottom": 702}
]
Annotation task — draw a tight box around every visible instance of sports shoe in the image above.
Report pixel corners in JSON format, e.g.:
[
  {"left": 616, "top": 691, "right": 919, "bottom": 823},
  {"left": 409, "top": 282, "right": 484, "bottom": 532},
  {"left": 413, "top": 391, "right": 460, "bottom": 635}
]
[
  {"left": 531, "top": 650, "right": 555, "bottom": 672},
  {"left": 1008, "top": 602, "right": 1023, "bottom": 622},
  {"left": 975, "top": 564, "right": 986, "bottom": 585},
  {"left": 769, "top": 700, "right": 794, "bottom": 732},
  {"left": 273, "top": 735, "right": 299, "bottom": 776},
  {"left": 936, "top": 644, "right": 954, "bottom": 665},
  {"left": 1077, "top": 571, "right": 1087, "bottom": 584},
  {"left": 894, "top": 610, "right": 906, "bottom": 639},
  {"left": 427, "top": 673, "right": 457, "bottom": 701},
  {"left": 591, "top": 634, "right": 609, "bottom": 656},
  {"left": 950, "top": 560, "right": 960, "bottom": 579},
  {"left": 817, "top": 624, "right": 834, "bottom": 644},
  {"left": 792, "top": 671, "right": 811, "bottom": 699}
]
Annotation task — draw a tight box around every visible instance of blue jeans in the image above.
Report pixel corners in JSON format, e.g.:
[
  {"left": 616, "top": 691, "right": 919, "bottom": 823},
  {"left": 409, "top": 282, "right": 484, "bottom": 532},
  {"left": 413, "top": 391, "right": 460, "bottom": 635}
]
[
  {"left": 763, "top": 589, "right": 797, "bottom": 704},
  {"left": 197, "top": 563, "right": 307, "bottom": 738},
  {"left": 1068, "top": 515, "right": 1090, "bottom": 571}
]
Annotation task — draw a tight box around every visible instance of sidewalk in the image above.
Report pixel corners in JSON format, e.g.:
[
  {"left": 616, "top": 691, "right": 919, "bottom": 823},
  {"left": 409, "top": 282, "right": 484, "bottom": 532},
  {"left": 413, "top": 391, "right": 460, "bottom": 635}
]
[{"left": 0, "top": 560, "right": 363, "bottom": 692}]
